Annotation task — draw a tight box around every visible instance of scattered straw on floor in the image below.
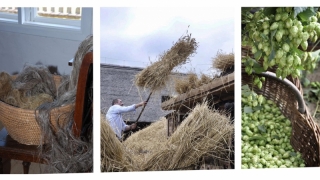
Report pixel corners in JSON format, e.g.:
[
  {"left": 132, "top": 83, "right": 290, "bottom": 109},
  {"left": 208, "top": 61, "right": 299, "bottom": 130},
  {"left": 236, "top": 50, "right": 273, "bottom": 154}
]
[
  {"left": 140, "top": 102, "right": 234, "bottom": 171},
  {"left": 134, "top": 33, "right": 198, "bottom": 92},
  {"left": 212, "top": 50, "right": 234, "bottom": 72}
]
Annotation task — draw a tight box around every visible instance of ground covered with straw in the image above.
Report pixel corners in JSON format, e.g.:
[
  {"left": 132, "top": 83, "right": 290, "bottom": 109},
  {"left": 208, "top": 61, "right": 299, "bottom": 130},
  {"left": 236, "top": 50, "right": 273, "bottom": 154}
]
[{"left": 101, "top": 101, "right": 234, "bottom": 171}]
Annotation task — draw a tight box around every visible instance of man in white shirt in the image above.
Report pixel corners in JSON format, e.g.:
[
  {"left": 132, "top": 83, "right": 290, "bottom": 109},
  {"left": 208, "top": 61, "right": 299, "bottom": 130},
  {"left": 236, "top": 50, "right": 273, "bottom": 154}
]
[{"left": 106, "top": 99, "right": 147, "bottom": 140}]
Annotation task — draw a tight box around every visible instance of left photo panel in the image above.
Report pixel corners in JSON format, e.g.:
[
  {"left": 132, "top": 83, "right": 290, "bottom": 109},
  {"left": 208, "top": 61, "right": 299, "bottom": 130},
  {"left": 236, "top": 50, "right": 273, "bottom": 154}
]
[{"left": 0, "top": 7, "right": 93, "bottom": 173}]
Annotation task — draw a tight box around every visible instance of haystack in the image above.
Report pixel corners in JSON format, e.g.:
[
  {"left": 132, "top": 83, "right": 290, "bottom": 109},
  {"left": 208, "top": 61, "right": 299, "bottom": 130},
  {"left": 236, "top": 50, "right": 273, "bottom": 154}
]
[
  {"left": 212, "top": 50, "right": 234, "bottom": 72},
  {"left": 101, "top": 114, "right": 135, "bottom": 172},
  {"left": 174, "top": 73, "right": 213, "bottom": 94},
  {"left": 123, "top": 117, "right": 167, "bottom": 169},
  {"left": 140, "top": 102, "right": 234, "bottom": 170},
  {"left": 134, "top": 33, "right": 198, "bottom": 92}
]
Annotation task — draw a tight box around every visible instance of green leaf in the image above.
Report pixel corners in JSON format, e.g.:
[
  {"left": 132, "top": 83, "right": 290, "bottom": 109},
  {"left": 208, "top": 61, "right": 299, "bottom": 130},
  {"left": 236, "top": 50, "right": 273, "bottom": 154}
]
[
  {"left": 241, "top": 84, "right": 251, "bottom": 91},
  {"left": 254, "top": 50, "right": 262, "bottom": 60},
  {"left": 272, "top": 135, "right": 280, "bottom": 140},
  {"left": 270, "top": 30, "right": 277, "bottom": 40},
  {"left": 301, "top": 78, "right": 311, "bottom": 87},
  {"left": 252, "top": 63, "right": 265, "bottom": 74},
  {"left": 244, "top": 106, "right": 253, "bottom": 113},
  {"left": 290, "top": 152, "right": 297, "bottom": 157},
  {"left": 253, "top": 105, "right": 263, "bottom": 111},
  {"left": 258, "top": 125, "right": 267, "bottom": 133},
  {"left": 296, "top": 7, "right": 316, "bottom": 21},
  {"left": 294, "top": 7, "right": 309, "bottom": 18},
  {"left": 263, "top": 7, "right": 277, "bottom": 16},
  {"left": 268, "top": 48, "right": 276, "bottom": 61},
  {"left": 310, "top": 89, "right": 320, "bottom": 94}
]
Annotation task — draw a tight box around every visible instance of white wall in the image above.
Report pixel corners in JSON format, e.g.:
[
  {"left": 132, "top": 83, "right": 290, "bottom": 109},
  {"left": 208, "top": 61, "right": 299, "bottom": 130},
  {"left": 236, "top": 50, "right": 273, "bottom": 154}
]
[{"left": 0, "top": 30, "right": 83, "bottom": 75}]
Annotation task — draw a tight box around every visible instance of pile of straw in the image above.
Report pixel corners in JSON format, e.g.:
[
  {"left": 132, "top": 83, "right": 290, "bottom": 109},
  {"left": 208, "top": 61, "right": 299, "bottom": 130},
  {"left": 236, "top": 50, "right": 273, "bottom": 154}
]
[
  {"left": 134, "top": 33, "right": 198, "bottom": 91},
  {"left": 123, "top": 117, "right": 167, "bottom": 169},
  {"left": 212, "top": 50, "right": 234, "bottom": 72},
  {"left": 140, "top": 102, "right": 234, "bottom": 170},
  {"left": 101, "top": 114, "right": 134, "bottom": 172},
  {"left": 174, "top": 73, "right": 213, "bottom": 94}
]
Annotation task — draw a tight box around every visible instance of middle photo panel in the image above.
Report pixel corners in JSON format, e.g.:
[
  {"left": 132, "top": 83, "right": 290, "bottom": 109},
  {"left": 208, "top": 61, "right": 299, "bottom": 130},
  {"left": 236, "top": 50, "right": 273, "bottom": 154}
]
[{"left": 100, "top": 7, "right": 235, "bottom": 172}]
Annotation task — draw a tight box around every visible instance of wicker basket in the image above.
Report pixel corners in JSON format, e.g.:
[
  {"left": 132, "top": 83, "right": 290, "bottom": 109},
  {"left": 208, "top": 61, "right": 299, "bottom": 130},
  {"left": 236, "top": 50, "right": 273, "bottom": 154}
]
[
  {"left": 0, "top": 75, "right": 75, "bottom": 145},
  {"left": 242, "top": 65, "right": 320, "bottom": 166}
]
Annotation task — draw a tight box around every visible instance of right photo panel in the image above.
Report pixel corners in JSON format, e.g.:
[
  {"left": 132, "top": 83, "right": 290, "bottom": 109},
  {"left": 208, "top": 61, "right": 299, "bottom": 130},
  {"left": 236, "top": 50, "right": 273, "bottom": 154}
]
[{"left": 241, "top": 7, "right": 320, "bottom": 168}]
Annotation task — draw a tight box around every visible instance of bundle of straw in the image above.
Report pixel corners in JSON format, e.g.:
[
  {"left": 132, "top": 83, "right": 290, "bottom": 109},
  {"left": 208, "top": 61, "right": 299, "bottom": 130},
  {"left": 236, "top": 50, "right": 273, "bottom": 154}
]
[
  {"left": 174, "top": 73, "right": 213, "bottom": 94},
  {"left": 101, "top": 114, "right": 135, "bottom": 172},
  {"left": 199, "top": 73, "right": 213, "bottom": 86},
  {"left": 212, "top": 50, "right": 234, "bottom": 72},
  {"left": 123, "top": 117, "right": 167, "bottom": 168},
  {"left": 134, "top": 33, "right": 198, "bottom": 91},
  {"left": 140, "top": 102, "right": 234, "bottom": 170}
]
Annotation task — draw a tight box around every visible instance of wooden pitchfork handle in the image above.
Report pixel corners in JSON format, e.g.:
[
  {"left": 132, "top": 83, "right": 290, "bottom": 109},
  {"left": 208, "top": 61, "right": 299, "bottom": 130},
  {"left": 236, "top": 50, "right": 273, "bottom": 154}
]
[{"left": 135, "top": 91, "right": 153, "bottom": 123}]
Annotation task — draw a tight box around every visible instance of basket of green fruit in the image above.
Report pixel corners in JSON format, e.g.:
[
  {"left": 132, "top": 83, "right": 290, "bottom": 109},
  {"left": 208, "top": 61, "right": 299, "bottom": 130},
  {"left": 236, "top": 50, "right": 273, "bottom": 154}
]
[{"left": 241, "top": 7, "right": 320, "bottom": 168}]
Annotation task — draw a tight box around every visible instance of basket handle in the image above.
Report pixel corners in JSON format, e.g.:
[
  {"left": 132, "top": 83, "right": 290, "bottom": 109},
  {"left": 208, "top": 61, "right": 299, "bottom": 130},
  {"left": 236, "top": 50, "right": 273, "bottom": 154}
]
[{"left": 259, "top": 71, "right": 306, "bottom": 114}]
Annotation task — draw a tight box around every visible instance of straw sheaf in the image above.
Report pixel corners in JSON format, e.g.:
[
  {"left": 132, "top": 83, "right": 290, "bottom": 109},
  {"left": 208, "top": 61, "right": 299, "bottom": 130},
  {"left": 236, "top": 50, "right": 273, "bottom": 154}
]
[
  {"left": 134, "top": 33, "right": 198, "bottom": 91},
  {"left": 101, "top": 114, "right": 135, "bottom": 172},
  {"left": 123, "top": 117, "right": 167, "bottom": 168},
  {"left": 212, "top": 51, "right": 234, "bottom": 71},
  {"left": 174, "top": 73, "right": 213, "bottom": 94},
  {"left": 140, "top": 102, "right": 234, "bottom": 170}
]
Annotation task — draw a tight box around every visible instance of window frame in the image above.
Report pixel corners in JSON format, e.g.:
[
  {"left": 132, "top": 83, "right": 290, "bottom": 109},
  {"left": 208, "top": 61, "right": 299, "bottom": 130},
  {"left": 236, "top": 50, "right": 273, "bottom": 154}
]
[{"left": 0, "top": 7, "right": 92, "bottom": 41}]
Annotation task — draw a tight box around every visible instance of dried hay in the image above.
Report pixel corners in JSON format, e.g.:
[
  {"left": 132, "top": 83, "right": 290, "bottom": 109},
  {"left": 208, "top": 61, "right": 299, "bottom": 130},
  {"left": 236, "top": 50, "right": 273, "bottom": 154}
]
[
  {"left": 123, "top": 117, "right": 167, "bottom": 168},
  {"left": 101, "top": 114, "right": 135, "bottom": 172},
  {"left": 0, "top": 72, "right": 12, "bottom": 97},
  {"left": 212, "top": 50, "right": 234, "bottom": 72},
  {"left": 199, "top": 73, "right": 213, "bottom": 86},
  {"left": 174, "top": 73, "right": 213, "bottom": 94},
  {"left": 1, "top": 88, "right": 53, "bottom": 109},
  {"left": 140, "top": 102, "right": 234, "bottom": 170},
  {"left": 12, "top": 65, "right": 57, "bottom": 98},
  {"left": 134, "top": 33, "right": 198, "bottom": 92}
]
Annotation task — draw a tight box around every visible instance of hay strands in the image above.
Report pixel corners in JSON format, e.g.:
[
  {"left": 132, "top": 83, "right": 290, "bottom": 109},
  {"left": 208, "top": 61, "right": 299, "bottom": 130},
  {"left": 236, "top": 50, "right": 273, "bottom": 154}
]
[
  {"left": 135, "top": 91, "right": 153, "bottom": 123},
  {"left": 134, "top": 32, "right": 198, "bottom": 122}
]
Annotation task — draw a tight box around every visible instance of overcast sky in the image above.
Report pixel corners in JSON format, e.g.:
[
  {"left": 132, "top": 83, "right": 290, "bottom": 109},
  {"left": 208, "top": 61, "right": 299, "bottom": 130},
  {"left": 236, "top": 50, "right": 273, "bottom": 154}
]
[{"left": 100, "top": 7, "right": 234, "bottom": 75}]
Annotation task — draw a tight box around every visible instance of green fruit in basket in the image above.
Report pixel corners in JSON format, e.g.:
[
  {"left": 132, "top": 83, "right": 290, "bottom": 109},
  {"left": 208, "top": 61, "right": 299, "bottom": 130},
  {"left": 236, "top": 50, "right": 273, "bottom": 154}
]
[
  {"left": 254, "top": 76, "right": 260, "bottom": 85},
  {"left": 293, "top": 55, "right": 301, "bottom": 66},
  {"left": 258, "top": 81, "right": 263, "bottom": 89},
  {"left": 301, "top": 41, "right": 308, "bottom": 50},
  {"left": 270, "top": 22, "right": 279, "bottom": 30},
  {"left": 290, "top": 26, "right": 299, "bottom": 37},
  {"left": 282, "top": 43, "right": 290, "bottom": 52},
  {"left": 300, "top": 32, "right": 309, "bottom": 41},
  {"left": 287, "top": 55, "right": 294, "bottom": 66}
]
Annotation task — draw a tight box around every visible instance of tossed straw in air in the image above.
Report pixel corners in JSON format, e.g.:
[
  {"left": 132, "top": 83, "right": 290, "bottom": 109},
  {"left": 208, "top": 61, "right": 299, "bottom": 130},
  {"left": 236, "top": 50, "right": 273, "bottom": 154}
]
[{"left": 134, "top": 33, "right": 198, "bottom": 92}]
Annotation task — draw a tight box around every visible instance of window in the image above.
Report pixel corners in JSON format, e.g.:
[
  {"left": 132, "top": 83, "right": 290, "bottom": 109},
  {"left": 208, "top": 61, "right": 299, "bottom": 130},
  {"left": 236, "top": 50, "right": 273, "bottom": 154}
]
[{"left": 0, "top": 7, "right": 92, "bottom": 41}]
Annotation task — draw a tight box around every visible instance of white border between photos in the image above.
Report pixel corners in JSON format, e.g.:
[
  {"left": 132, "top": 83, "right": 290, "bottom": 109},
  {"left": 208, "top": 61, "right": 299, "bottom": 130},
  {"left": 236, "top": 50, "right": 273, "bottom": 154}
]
[{"left": 0, "top": 0, "right": 319, "bottom": 179}]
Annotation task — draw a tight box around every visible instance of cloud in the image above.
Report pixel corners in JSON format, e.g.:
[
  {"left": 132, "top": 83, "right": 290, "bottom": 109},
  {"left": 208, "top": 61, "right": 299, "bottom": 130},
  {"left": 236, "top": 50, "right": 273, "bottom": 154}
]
[{"left": 100, "top": 7, "right": 234, "bottom": 75}]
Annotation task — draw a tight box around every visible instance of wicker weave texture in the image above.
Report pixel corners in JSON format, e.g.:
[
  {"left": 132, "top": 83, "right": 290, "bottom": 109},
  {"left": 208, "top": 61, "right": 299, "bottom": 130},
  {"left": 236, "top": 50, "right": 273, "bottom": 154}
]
[
  {"left": 0, "top": 75, "right": 74, "bottom": 145},
  {"left": 242, "top": 72, "right": 320, "bottom": 167}
]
